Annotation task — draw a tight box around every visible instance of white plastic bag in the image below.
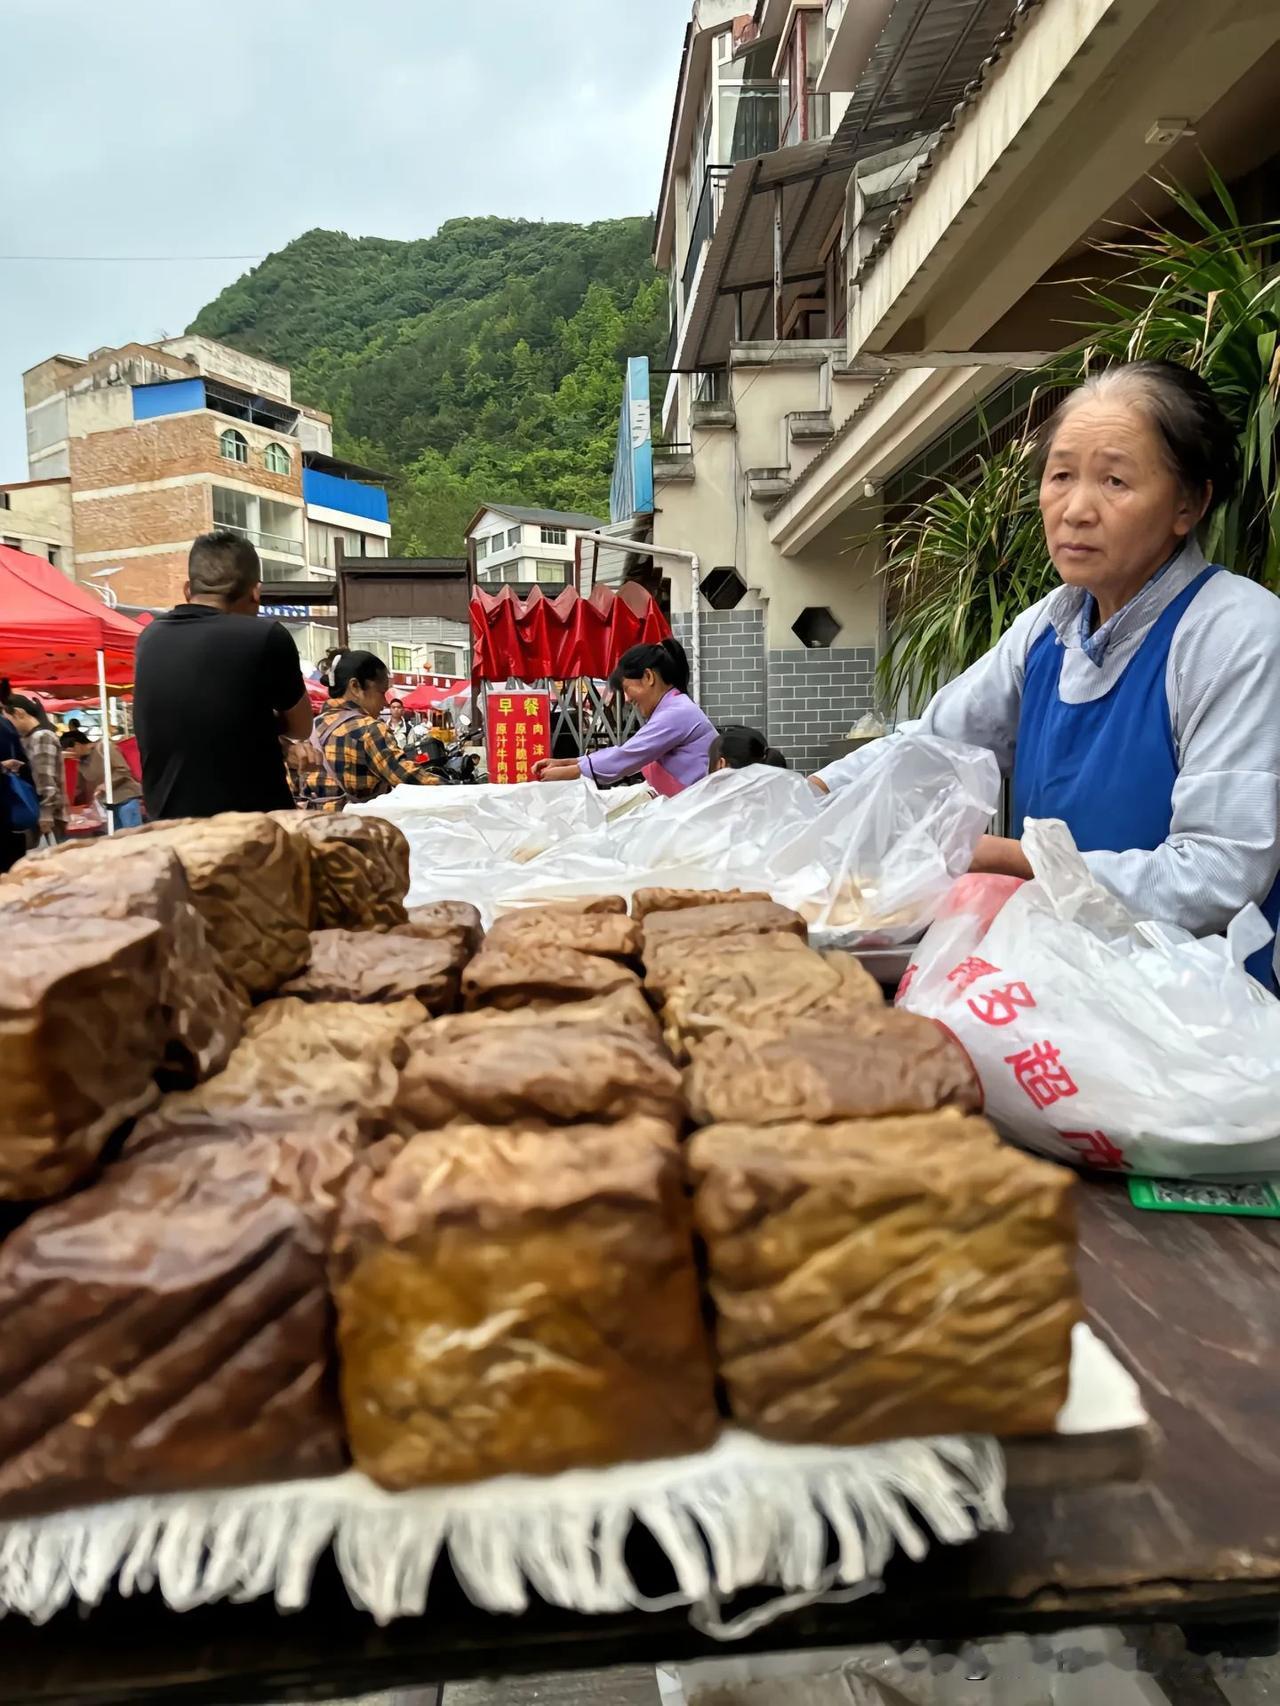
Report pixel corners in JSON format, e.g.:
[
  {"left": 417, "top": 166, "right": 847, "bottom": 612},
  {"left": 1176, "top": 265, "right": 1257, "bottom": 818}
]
[
  {"left": 900, "top": 819, "right": 1280, "bottom": 1179},
  {"left": 350, "top": 734, "right": 999, "bottom": 939},
  {"left": 773, "top": 732, "right": 1001, "bottom": 946}
]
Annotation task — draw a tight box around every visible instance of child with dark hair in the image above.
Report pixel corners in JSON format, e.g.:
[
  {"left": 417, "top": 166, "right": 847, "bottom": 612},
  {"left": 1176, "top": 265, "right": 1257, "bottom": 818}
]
[
  {"left": 709, "top": 724, "right": 788, "bottom": 772},
  {"left": 534, "top": 638, "right": 715, "bottom": 796}
]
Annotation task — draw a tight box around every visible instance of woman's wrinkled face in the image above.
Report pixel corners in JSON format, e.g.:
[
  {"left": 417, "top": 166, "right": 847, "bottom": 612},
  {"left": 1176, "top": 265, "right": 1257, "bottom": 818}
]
[
  {"left": 1039, "top": 398, "right": 1207, "bottom": 611},
  {"left": 622, "top": 669, "right": 664, "bottom": 719},
  {"left": 350, "top": 672, "right": 389, "bottom": 717}
]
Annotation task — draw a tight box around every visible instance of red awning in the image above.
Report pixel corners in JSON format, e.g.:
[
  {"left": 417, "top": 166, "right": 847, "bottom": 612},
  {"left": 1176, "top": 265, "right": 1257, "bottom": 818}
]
[
  {"left": 471, "top": 582, "right": 670, "bottom": 683},
  {"left": 401, "top": 678, "right": 469, "bottom": 712},
  {"left": 0, "top": 545, "right": 143, "bottom": 691}
]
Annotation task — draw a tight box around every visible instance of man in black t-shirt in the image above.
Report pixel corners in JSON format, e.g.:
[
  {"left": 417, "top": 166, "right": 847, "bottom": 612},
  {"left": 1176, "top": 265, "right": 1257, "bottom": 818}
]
[{"left": 134, "top": 531, "right": 314, "bottom": 820}]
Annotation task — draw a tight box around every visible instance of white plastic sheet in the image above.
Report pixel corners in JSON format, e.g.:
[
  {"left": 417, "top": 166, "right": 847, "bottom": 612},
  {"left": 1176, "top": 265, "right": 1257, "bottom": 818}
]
[
  {"left": 353, "top": 734, "right": 1000, "bottom": 946},
  {"left": 900, "top": 818, "right": 1280, "bottom": 1179}
]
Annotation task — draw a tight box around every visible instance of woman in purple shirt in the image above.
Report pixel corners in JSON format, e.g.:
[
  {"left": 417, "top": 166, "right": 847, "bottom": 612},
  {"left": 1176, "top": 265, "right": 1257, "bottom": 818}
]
[{"left": 533, "top": 639, "right": 715, "bottom": 796}]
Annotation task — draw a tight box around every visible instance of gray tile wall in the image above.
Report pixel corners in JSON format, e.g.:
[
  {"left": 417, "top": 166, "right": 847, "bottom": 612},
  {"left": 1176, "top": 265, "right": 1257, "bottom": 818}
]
[
  {"left": 675, "top": 610, "right": 877, "bottom": 772},
  {"left": 766, "top": 645, "right": 877, "bottom": 773},
  {"left": 674, "top": 609, "right": 767, "bottom": 735}
]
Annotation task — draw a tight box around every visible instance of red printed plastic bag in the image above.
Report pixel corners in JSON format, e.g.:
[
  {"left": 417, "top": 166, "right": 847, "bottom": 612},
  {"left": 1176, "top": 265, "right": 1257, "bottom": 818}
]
[{"left": 900, "top": 820, "right": 1280, "bottom": 1179}]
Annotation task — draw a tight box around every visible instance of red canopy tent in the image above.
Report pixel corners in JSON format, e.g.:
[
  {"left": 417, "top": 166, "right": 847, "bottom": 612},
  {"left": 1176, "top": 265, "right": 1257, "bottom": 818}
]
[
  {"left": 469, "top": 582, "right": 670, "bottom": 684},
  {"left": 0, "top": 545, "right": 142, "bottom": 692},
  {"left": 401, "top": 678, "right": 469, "bottom": 713}
]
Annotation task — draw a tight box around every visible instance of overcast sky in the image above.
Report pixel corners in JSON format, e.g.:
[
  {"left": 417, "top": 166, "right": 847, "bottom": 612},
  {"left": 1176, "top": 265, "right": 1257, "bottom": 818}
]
[{"left": 0, "top": 0, "right": 691, "bottom": 477}]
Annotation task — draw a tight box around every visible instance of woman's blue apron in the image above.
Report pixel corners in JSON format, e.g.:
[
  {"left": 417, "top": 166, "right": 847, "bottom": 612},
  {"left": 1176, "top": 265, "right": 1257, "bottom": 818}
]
[{"left": 1013, "top": 565, "right": 1280, "bottom": 987}]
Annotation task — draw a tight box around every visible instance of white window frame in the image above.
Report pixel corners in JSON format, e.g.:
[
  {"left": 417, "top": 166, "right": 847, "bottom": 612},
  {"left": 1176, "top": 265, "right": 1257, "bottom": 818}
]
[
  {"left": 263, "top": 441, "right": 291, "bottom": 476},
  {"left": 540, "top": 525, "right": 567, "bottom": 546},
  {"left": 219, "top": 428, "right": 249, "bottom": 465}
]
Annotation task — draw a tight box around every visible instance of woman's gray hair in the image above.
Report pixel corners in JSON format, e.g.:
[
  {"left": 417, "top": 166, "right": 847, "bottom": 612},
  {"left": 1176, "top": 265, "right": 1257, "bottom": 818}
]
[{"left": 1039, "top": 360, "right": 1240, "bottom": 516}]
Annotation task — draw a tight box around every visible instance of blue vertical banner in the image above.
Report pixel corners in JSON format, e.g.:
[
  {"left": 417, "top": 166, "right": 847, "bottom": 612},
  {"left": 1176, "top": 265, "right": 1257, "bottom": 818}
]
[{"left": 610, "top": 356, "right": 654, "bottom": 524}]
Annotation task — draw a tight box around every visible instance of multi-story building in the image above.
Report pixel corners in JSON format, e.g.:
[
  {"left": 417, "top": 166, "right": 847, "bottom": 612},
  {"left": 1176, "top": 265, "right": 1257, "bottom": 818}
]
[
  {"left": 0, "top": 476, "right": 73, "bottom": 571},
  {"left": 468, "top": 505, "right": 605, "bottom": 591},
  {"left": 616, "top": 0, "right": 1280, "bottom": 769},
  {"left": 12, "top": 334, "right": 393, "bottom": 669}
]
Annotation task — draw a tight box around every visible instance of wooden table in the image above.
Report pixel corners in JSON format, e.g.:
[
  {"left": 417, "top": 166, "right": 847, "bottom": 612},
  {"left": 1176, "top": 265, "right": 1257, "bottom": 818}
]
[{"left": 1, "top": 1180, "right": 1277, "bottom": 1705}]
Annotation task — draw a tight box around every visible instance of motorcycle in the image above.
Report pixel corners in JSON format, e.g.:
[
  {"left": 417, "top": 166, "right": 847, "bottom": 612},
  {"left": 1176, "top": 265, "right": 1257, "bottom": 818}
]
[{"left": 415, "top": 737, "right": 481, "bottom": 784}]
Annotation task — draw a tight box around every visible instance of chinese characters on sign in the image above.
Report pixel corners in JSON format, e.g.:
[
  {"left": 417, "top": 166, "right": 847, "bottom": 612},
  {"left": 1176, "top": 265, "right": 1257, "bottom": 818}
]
[{"left": 486, "top": 691, "right": 552, "bottom": 785}]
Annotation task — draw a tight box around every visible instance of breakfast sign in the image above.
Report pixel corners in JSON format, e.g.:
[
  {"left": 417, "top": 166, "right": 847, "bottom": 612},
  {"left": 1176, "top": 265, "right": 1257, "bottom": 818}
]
[{"left": 486, "top": 691, "right": 552, "bottom": 784}]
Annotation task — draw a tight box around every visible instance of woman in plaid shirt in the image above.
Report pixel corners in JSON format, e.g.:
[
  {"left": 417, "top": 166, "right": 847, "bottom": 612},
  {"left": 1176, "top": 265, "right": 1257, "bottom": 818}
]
[
  {"left": 302, "top": 651, "right": 438, "bottom": 811},
  {"left": 2, "top": 690, "right": 68, "bottom": 842}
]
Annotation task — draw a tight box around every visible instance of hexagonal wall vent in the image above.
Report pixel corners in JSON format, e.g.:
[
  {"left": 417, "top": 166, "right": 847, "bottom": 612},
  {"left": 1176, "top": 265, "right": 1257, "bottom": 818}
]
[
  {"left": 702, "top": 567, "right": 747, "bottom": 610},
  {"left": 792, "top": 606, "right": 841, "bottom": 649}
]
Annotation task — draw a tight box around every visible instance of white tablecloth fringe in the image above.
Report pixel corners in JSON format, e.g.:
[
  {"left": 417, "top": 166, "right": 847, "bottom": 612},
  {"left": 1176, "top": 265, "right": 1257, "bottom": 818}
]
[{"left": 0, "top": 1430, "right": 1005, "bottom": 1632}]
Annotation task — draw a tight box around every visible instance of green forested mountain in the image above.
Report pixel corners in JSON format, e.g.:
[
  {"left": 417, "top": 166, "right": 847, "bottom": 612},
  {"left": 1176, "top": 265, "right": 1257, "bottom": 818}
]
[{"left": 188, "top": 219, "right": 665, "bottom": 555}]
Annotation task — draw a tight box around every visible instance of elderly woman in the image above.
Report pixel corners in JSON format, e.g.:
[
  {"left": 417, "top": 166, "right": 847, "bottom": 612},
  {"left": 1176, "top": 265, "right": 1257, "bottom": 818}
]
[{"left": 816, "top": 359, "right": 1280, "bottom": 984}]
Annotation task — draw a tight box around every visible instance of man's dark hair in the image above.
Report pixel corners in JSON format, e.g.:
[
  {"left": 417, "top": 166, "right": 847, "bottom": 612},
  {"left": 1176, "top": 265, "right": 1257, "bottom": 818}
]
[{"left": 188, "top": 530, "right": 261, "bottom": 602}]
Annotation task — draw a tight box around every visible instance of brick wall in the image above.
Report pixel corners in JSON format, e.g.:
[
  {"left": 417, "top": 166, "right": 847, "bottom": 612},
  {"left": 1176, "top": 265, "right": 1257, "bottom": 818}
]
[
  {"left": 70, "top": 413, "right": 302, "bottom": 500},
  {"left": 673, "top": 608, "right": 767, "bottom": 733},
  {"left": 74, "top": 482, "right": 211, "bottom": 556},
  {"left": 109, "top": 551, "right": 190, "bottom": 609},
  {"left": 766, "top": 646, "right": 876, "bottom": 773}
]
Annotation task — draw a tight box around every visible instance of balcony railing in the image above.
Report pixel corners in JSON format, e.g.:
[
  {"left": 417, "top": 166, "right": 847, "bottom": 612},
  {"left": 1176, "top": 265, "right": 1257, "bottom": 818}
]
[
  {"left": 781, "top": 90, "right": 832, "bottom": 149},
  {"left": 682, "top": 166, "right": 732, "bottom": 301},
  {"left": 216, "top": 520, "right": 304, "bottom": 558}
]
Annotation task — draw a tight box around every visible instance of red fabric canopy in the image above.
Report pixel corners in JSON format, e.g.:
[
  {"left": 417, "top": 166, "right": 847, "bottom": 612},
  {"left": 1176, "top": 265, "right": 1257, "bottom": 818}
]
[
  {"left": 0, "top": 545, "right": 143, "bottom": 691},
  {"left": 402, "top": 678, "right": 468, "bottom": 712},
  {"left": 470, "top": 582, "right": 671, "bottom": 683}
]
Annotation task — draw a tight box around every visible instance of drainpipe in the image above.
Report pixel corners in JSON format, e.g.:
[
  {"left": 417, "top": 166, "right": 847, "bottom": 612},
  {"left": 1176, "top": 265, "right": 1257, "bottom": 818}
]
[{"left": 575, "top": 531, "right": 702, "bottom": 704}]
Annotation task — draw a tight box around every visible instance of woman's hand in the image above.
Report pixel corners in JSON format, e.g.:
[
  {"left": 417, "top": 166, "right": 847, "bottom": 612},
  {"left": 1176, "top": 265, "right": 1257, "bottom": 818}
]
[
  {"left": 1, "top": 758, "right": 21, "bottom": 774},
  {"left": 969, "top": 835, "right": 1033, "bottom": 880},
  {"left": 533, "top": 759, "right": 582, "bottom": 782}
]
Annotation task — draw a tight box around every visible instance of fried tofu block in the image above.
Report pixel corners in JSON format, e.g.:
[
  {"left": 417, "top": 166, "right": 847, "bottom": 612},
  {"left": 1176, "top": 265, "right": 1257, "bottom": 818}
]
[
  {"left": 127, "top": 997, "right": 423, "bottom": 1152},
  {"left": 395, "top": 1022, "right": 683, "bottom": 1133},
  {"left": 334, "top": 1124, "right": 719, "bottom": 1486},
  {"left": 685, "top": 1016, "right": 979, "bottom": 1125},
  {"left": 0, "top": 1124, "right": 354, "bottom": 1514},
  {"left": 462, "top": 945, "right": 641, "bottom": 1011},
  {"left": 274, "top": 812, "right": 411, "bottom": 931},
  {"left": 642, "top": 899, "right": 808, "bottom": 953},
  {"left": 632, "top": 887, "right": 771, "bottom": 920},
  {"left": 654, "top": 941, "right": 882, "bottom": 1060},
  {"left": 485, "top": 907, "right": 643, "bottom": 963},
  {"left": 1, "top": 915, "right": 166, "bottom": 1200},
  {"left": 690, "top": 1115, "right": 1079, "bottom": 1446},
  {"left": 277, "top": 929, "right": 463, "bottom": 1013}
]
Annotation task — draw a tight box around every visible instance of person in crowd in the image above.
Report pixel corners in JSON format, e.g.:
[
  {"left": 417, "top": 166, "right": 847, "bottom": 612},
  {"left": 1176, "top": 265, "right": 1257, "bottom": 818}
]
[
  {"left": 709, "top": 724, "right": 788, "bottom": 772},
  {"left": 532, "top": 638, "right": 714, "bottom": 796},
  {"left": 0, "top": 695, "right": 33, "bottom": 873},
  {"left": 1, "top": 687, "right": 68, "bottom": 843},
  {"left": 303, "top": 650, "right": 439, "bottom": 810},
  {"left": 385, "top": 699, "right": 410, "bottom": 750},
  {"left": 65, "top": 729, "right": 145, "bottom": 831},
  {"left": 133, "top": 530, "right": 313, "bottom": 819},
  {"left": 815, "top": 359, "right": 1280, "bottom": 986},
  {"left": 59, "top": 717, "right": 84, "bottom": 752}
]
